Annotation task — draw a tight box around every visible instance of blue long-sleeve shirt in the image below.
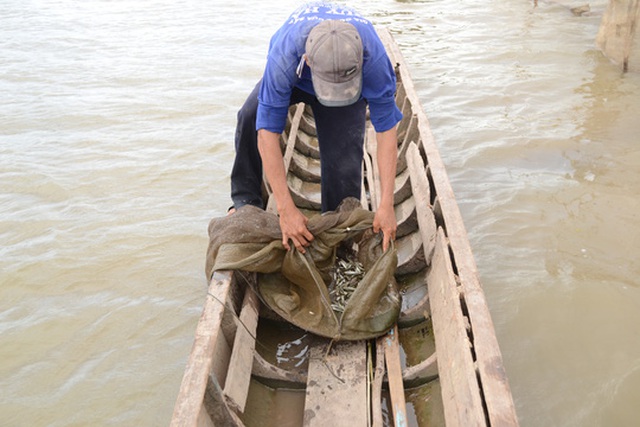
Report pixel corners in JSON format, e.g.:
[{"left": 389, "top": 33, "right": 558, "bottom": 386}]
[{"left": 256, "top": 2, "right": 403, "bottom": 134}]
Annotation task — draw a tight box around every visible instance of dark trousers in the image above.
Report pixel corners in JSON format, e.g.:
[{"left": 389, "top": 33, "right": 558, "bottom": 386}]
[{"left": 230, "top": 81, "right": 367, "bottom": 212}]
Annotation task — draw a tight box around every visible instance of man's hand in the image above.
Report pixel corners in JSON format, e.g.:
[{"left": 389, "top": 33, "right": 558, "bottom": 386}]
[
  {"left": 278, "top": 203, "right": 314, "bottom": 253},
  {"left": 257, "top": 129, "right": 314, "bottom": 253},
  {"left": 373, "top": 202, "right": 396, "bottom": 252}
]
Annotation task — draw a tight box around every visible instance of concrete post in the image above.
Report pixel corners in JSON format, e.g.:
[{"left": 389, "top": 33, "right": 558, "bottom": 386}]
[{"left": 596, "top": 0, "right": 640, "bottom": 72}]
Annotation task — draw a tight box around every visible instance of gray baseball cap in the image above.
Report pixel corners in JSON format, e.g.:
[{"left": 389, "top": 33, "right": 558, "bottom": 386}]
[{"left": 305, "top": 20, "right": 363, "bottom": 107}]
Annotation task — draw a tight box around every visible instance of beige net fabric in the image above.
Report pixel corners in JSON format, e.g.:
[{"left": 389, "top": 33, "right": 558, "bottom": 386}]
[{"left": 205, "top": 198, "right": 401, "bottom": 340}]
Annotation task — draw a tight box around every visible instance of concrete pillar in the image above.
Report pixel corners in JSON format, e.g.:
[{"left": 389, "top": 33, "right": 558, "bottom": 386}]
[{"left": 596, "top": 0, "right": 640, "bottom": 72}]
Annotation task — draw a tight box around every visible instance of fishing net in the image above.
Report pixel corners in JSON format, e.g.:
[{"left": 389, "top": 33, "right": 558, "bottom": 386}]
[{"left": 205, "top": 197, "right": 401, "bottom": 340}]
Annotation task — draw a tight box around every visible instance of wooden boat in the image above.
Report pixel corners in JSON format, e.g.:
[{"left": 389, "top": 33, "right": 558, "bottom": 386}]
[{"left": 171, "top": 29, "right": 519, "bottom": 427}]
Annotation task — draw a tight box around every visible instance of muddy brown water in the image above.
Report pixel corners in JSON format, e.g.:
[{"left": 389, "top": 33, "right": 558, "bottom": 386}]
[{"left": 1, "top": 0, "right": 639, "bottom": 426}]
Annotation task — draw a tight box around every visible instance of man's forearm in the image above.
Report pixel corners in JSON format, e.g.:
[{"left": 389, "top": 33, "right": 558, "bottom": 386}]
[
  {"left": 373, "top": 126, "right": 398, "bottom": 251},
  {"left": 376, "top": 127, "right": 398, "bottom": 209},
  {"left": 257, "top": 129, "right": 295, "bottom": 213}
]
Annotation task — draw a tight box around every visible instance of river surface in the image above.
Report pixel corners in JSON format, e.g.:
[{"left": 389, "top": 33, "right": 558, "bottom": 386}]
[{"left": 1, "top": 0, "right": 639, "bottom": 426}]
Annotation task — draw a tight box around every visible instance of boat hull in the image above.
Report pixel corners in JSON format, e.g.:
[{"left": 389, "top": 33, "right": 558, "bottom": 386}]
[{"left": 171, "top": 28, "right": 518, "bottom": 427}]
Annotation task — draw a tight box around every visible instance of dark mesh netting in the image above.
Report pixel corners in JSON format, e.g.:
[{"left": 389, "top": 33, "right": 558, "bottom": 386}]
[{"left": 205, "top": 198, "right": 401, "bottom": 340}]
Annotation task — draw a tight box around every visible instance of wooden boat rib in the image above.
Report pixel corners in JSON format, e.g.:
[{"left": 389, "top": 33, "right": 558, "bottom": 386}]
[{"left": 171, "top": 29, "right": 518, "bottom": 427}]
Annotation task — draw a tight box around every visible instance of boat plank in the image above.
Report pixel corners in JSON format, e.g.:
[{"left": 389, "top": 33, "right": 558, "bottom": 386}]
[
  {"left": 402, "top": 351, "right": 438, "bottom": 387},
  {"left": 397, "top": 270, "right": 430, "bottom": 328},
  {"left": 382, "top": 326, "right": 408, "bottom": 427},
  {"left": 295, "top": 129, "right": 320, "bottom": 159},
  {"left": 290, "top": 149, "right": 322, "bottom": 182},
  {"left": 393, "top": 166, "right": 413, "bottom": 205},
  {"left": 395, "top": 230, "right": 426, "bottom": 275},
  {"left": 223, "top": 287, "right": 260, "bottom": 413},
  {"left": 405, "top": 143, "right": 436, "bottom": 264},
  {"left": 365, "top": 127, "right": 381, "bottom": 210},
  {"left": 282, "top": 103, "right": 305, "bottom": 172},
  {"left": 363, "top": 143, "right": 378, "bottom": 210},
  {"left": 203, "top": 374, "right": 245, "bottom": 426},
  {"left": 371, "top": 341, "right": 386, "bottom": 427},
  {"left": 288, "top": 173, "right": 321, "bottom": 210},
  {"left": 428, "top": 229, "right": 485, "bottom": 427},
  {"left": 303, "top": 341, "right": 368, "bottom": 427},
  {"left": 396, "top": 96, "right": 412, "bottom": 141},
  {"left": 252, "top": 351, "right": 307, "bottom": 389},
  {"left": 394, "top": 194, "right": 417, "bottom": 238}
]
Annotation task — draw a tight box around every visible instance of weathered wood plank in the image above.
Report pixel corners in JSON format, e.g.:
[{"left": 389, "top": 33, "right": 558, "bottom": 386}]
[
  {"left": 400, "top": 114, "right": 420, "bottom": 148},
  {"left": 171, "top": 271, "right": 235, "bottom": 427},
  {"left": 298, "top": 104, "right": 317, "bottom": 135},
  {"left": 363, "top": 143, "right": 378, "bottom": 210},
  {"left": 405, "top": 142, "right": 436, "bottom": 265},
  {"left": 394, "top": 194, "right": 417, "bottom": 239},
  {"left": 288, "top": 173, "right": 321, "bottom": 210},
  {"left": 371, "top": 341, "right": 386, "bottom": 427},
  {"left": 290, "top": 148, "right": 322, "bottom": 182},
  {"left": 203, "top": 374, "right": 245, "bottom": 427},
  {"left": 267, "top": 103, "right": 305, "bottom": 213},
  {"left": 303, "top": 340, "right": 368, "bottom": 427},
  {"left": 295, "top": 128, "right": 320, "bottom": 159},
  {"left": 223, "top": 287, "right": 260, "bottom": 413},
  {"left": 282, "top": 103, "right": 305, "bottom": 172},
  {"left": 395, "top": 230, "right": 426, "bottom": 276},
  {"left": 393, "top": 165, "right": 413, "bottom": 205},
  {"left": 395, "top": 116, "right": 416, "bottom": 176},
  {"left": 360, "top": 161, "right": 369, "bottom": 208},
  {"left": 395, "top": 80, "right": 406, "bottom": 106},
  {"left": 382, "top": 325, "right": 408, "bottom": 427},
  {"left": 428, "top": 229, "right": 485, "bottom": 426},
  {"left": 396, "top": 96, "right": 412, "bottom": 142},
  {"left": 210, "top": 322, "right": 232, "bottom": 390},
  {"left": 365, "top": 127, "right": 381, "bottom": 210},
  {"left": 364, "top": 123, "right": 411, "bottom": 207},
  {"left": 402, "top": 351, "right": 438, "bottom": 388},
  {"left": 398, "top": 270, "right": 430, "bottom": 328},
  {"left": 252, "top": 351, "right": 307, "bottom": 389}
]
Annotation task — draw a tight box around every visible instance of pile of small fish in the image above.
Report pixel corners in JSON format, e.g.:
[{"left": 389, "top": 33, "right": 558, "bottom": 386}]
[{"left": 329, "top": 257, "right": 365, "bottom": 313}]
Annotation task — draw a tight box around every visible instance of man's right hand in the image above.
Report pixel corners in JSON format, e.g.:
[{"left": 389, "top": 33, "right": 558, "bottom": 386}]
[
  {"left": 257, "top": 129, "right": 314, "bottom": 252},
  {"left": 278, "top": 203, "right": 314, "bottom": 253}
]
